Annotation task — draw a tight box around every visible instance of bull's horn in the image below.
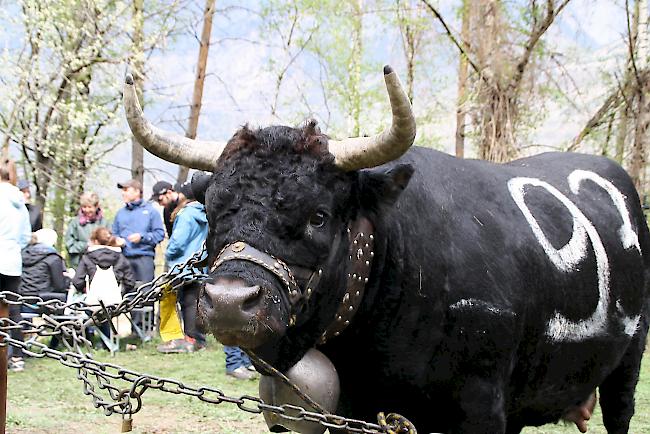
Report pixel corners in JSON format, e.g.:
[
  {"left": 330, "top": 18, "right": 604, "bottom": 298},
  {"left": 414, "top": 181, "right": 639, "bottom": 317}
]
[
  {"left": 123, "top": 73, "right": 225, "bottom": 171},
  {"left": 328, "top": 65, "right": 416, "bottom": 171}
]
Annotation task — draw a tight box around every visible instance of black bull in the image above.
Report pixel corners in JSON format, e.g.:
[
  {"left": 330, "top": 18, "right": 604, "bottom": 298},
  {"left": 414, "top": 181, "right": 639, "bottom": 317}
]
[{"left": 190, "top": 139, "right": 649, "bottom": 433}]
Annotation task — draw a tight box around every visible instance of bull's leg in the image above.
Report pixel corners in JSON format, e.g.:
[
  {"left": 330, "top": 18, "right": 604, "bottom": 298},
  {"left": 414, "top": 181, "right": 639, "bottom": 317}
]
[
  {"left": 599, "top": 317, "right": 649, "bottom": 434},
  {"left": 452, "top": 377, "right": 507, "bottom": 433}
]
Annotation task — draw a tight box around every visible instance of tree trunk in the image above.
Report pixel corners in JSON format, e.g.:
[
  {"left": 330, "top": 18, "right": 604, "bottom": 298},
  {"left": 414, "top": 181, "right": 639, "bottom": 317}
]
[
  {"left": 474, "top": 0, "right": 516, "bottom": 162},
  {"left": 131, "top": 0, "right": 145, "bottom": 184},
  {"left": 350, "top": 0, "right": 363, "bottom": 136},
  {"left": 178, "top": 0, "right": 216, "bottom": 184},
  {"left": 628, "top": 0, "right": 649, "bottom": 194},
  {"left": 455, "top": 0, "right": 470, "bottom": 158},
  {"left": 629, "top": 75, "right": 649, "bottom": 193},
  {"left": 396, "top": 0, "right": 422, "bottom": 103}
]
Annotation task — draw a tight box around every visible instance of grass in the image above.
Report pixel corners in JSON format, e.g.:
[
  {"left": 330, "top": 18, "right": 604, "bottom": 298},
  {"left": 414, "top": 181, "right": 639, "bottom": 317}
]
[
  {"left": 7, "top": 336, "right": 267, "bottom": 434},
  {"left": 6, "top": 339, "right": 650, "bottom": 433}
]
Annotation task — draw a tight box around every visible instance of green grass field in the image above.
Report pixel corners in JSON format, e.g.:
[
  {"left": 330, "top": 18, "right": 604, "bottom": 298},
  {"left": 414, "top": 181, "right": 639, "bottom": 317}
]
[{"left": 6, "top": 339, "right": 650, "bottom": 433}]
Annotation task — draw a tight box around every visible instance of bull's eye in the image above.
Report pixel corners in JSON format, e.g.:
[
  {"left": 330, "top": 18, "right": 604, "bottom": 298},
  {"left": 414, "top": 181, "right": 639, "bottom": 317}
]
[{"left": 309, "top": 210, "right": 328, "bottom": 228}]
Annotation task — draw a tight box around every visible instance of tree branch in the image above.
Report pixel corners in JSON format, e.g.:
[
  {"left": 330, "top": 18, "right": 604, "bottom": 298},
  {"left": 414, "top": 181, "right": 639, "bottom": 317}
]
[{"left": 419, "top": 0, "right": 487, "bottom": 84}]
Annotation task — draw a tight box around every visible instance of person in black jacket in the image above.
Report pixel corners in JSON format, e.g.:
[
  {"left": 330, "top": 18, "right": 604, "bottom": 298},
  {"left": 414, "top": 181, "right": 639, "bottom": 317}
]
[
  {"left": 17, "top": 179, "right": 42, "bottom": 232},
  {"left": 20, "top": 228, "right": 70, "bottom": 301},
  {"left": 20, "top": 228, "right": 71, "bottom": 350},
  {"left": 72, "top": 226, "right": 135, "bottom": 295},
  {"left": 72, "top": 226, "right": 135, "bottom": 347}
]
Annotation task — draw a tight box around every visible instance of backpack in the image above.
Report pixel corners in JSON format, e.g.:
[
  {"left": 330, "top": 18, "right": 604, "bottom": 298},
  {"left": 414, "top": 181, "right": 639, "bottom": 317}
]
[
  {"left": 84, "top": 265, "right": 132, "bottom": 337},
  {"left": 85, "top": 265, "right": 122, "bottom": 306}
]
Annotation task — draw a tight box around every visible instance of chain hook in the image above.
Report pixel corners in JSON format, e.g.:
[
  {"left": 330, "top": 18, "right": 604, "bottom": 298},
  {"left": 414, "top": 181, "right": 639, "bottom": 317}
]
[{"left": 377, "top": 412, "right": 417, "bottom": 434}]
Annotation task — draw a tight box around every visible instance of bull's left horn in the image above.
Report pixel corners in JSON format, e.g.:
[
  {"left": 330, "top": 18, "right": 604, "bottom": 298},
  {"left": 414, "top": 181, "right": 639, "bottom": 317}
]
[
  {"left": 328, "top": 65, "right": 416, "bottom": 171},
  {"left": 123, "top": 73, "right": 225, "bottom": 171}
]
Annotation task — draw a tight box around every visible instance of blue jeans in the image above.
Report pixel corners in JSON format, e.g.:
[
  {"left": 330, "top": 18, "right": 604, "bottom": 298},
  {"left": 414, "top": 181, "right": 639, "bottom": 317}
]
[
  {"left": 126, "top": 255, "right": 155, "bottom": 284},
  {"left": 224, "top": 346, "right": 251, "bottom": 372}
]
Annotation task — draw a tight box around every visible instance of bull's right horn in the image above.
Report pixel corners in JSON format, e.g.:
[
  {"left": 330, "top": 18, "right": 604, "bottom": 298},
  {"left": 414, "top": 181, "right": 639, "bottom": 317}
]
[
  {"left": 123, "top": 73, "right": 225, "bottom": 171},
  {"left": 328, "top": 65, "right": 416, "bottom": 171}
]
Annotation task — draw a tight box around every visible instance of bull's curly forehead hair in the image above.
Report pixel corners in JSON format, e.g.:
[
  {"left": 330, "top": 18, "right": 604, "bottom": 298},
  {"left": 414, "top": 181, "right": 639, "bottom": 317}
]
[{"left": 219, "top": 119, "right": 334, "bottom": 163}]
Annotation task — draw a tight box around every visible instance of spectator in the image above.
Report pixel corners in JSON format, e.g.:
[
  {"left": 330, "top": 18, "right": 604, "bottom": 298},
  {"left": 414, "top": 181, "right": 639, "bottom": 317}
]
[
  {"left": 20, "top": 228, "right": 71, "bottom": 302},
  {"left": 157, "top": 181, "right": 207, "bottom": 353},
  {"left": 17, "top": 179, "right": 42, "bottom": 231},
  {"left": 19, "top": 228, "right": 70, "bottom": 350},
  {"left": 0, "top": 158, "right": 32, "bottom": 372},
  {"left": 72, "top": 226, "right": 135, "bottom": 344},
  {"left": 72, "top": 226, "right": 135, "bottom": 296},
  {"left": 150, "top": 180, "right": 179, "bottom": 237},
  {"left": 112, "top": 179, "right": 164, "bottom": 285},
  {"left": 225, "top": 346, "right": 256, "bottom": 380},
  {"left": 65, "top": 192, "right": 107, "bottom": 268}
]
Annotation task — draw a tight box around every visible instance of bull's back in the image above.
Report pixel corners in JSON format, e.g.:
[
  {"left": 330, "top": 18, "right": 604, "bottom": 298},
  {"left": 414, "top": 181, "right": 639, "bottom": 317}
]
[{"left": 381, "top": 148, "right": 649, "bottom": 421}]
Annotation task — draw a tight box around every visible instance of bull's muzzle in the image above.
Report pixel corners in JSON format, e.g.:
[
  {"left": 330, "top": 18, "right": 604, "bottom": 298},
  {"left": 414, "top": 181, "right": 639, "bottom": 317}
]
[{"left": 198, "top": 277, "right": 280, "bottom": 348}]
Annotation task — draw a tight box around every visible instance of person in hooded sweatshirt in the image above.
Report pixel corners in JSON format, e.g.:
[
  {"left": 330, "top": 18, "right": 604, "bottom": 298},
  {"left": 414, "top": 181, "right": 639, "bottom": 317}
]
[
  {"left": 0, "top": 158, "right": 32, "bottom": 372},
  {"left": 157, "top": 181, "right": 208, "bottom": 354},
  {"left": 72, "top": 226, "right": 135, "bottom": 296},
  {"left": 72, "top": 226, "right": 135, "bottom": 342}
]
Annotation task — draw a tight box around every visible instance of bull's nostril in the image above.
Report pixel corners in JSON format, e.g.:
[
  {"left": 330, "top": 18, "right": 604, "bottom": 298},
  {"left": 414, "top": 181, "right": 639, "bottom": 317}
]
[{"left": 241, "top": 285, "right": 263, "bottom": 312}]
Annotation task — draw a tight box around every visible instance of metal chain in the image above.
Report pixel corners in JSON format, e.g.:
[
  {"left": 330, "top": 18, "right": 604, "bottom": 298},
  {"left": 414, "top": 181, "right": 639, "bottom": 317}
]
[{"left": 0, "top": 244, "right": 416, "bottom": 434}]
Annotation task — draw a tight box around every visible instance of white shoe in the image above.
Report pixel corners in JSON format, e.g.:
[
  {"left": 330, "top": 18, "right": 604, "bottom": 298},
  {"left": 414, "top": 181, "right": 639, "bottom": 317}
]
[
  {"left": 227, "top": 366, "right": 257, "bottom": 380},
  {"left": 9, "top": 357, "right": 25, "bottom": 372}
]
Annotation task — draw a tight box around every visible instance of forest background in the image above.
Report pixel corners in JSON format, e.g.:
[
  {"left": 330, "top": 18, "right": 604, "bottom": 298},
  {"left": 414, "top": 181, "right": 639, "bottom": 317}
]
[{"left": 1, "top": 0, "right": 649, "bottom": 252}]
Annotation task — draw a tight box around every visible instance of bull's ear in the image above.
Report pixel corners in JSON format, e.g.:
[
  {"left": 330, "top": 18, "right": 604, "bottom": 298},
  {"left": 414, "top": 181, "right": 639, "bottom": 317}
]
[
  {"left": 191, "top": 171, "right": 212, "bottom": 204},
  {"left": 359, "top": 163, "right": 414, "bottom": 210}
]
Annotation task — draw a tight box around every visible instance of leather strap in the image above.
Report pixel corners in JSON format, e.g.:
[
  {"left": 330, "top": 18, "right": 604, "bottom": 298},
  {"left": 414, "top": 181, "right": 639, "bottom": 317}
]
[
  {"left": 210, "top": 217, "right": 375, "bottom": 340},
  {"left": 210, "top": 241, "right": 301, "bottom": 305}
]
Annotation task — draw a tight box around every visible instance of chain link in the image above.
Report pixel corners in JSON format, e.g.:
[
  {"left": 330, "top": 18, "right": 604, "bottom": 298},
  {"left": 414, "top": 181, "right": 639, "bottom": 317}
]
[{"left": 0, "top": 243, "right": 416, "bottom": 433}]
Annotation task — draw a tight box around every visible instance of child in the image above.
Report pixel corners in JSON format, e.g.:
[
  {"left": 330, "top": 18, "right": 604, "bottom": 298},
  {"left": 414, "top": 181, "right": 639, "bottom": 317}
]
[
  {"left": 72, "top": 227, "right": 134, "bottom": 343},
  {"left": 73, "top": 227, "right": 135, "bottom": 294}
]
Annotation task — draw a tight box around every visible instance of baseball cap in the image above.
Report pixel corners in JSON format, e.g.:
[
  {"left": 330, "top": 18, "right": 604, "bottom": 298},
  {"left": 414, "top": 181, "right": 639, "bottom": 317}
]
[
  {"left": 117, "top": 179, "right": 143, "bottom": 191},
  {"left": 177, "top": 180, "right": 195, "bottom": 200},
  {"left": 17, "top": 179, "right": 30, "bottom": 191},
  {"left": 150, "top": 180, "right": 173, "bottom": 200}
]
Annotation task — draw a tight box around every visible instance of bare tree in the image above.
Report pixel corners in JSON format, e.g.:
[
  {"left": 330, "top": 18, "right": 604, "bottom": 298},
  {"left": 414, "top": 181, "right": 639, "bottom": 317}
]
[
  {"left": 570, "top": 0, "right": 649, "bottom": 196},
  {"left": 421, "top": 0, "right": 571, "bottom": 162},
  {"left": 130, "top": 0, "right": 145, "bottom": 184},
  {"left": 177, "top": 0, "right": 216, "bottom": 185},
  {"left": 395, "top": 0, "right": 427, "bottom": 102},
  {"left": 455, "top": 0, "right": 470, "bottom": 158},
  {"left": 628, "top": 0, "right": 649, "bottom": 193}
]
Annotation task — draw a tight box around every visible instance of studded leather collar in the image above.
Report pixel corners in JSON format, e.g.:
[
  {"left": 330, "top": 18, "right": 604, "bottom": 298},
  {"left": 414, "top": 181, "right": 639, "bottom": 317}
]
[{"left": 318, "top": 217, "right": 374, "bottom": 345}]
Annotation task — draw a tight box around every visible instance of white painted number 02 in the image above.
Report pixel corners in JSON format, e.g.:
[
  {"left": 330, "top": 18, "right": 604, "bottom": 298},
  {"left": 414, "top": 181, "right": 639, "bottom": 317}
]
[{"left": 508, "top": 170, "right": 641, "bottom": 342}]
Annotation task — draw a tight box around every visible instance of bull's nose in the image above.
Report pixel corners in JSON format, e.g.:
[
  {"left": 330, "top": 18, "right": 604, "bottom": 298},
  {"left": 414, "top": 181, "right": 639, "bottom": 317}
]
[
  {"left": 203, "top": 280, "right": 263, "bottom": 313},
  {"left": 200, "top": 278, "right": 265, "bottom": 330}
]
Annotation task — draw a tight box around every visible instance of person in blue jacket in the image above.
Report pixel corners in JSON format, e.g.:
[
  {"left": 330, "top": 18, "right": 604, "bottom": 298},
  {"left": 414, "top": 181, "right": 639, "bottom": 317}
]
[
  {"left": 112, "top": 179, "right": 165, "bottom": 286},
  {"left": 157, "top": 181, "right": 208, "bottom": 353}
]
